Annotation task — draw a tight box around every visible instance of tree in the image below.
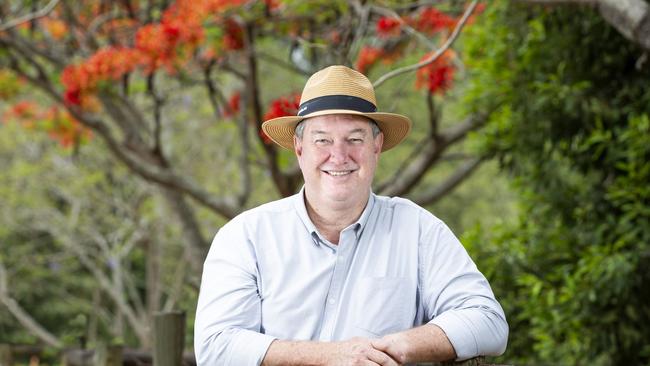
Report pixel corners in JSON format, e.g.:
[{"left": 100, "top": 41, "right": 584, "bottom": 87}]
[
  {"left": 516, "top": 0, "right": 650, "bottom": 51},
  {"left": 0, "top": 121, "right": 191, "bottom": 350},
  {"left": 0, "top": 0, "right": 492, "bottom": 350},
  {"left": 461, "top": 2, "right": 650, "bottom": 364},
  {"left": 0, "top": 0, "right": 488, "bottom": 273}
]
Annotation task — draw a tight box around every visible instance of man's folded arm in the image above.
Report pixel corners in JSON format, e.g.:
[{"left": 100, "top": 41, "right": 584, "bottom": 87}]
[
  {"left": 194, "top": 219, "right": 276, "bottom": 365},
  {"left": 262, "top": 338, "right": 401, "bottom": 366},
  {"left": 429, "top": 304, "right": 508, "bottom": 359},
  {"left": 419, "top": 220, "right": 509, "bottom": 361}
]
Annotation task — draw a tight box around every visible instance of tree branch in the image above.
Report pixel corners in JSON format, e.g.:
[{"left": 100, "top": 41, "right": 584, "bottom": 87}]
[
  {"left": 377, "top": 113, "right": 488, "bottom": 197},
  {"left": 162, "top": 256, "right": 187, "bottom": 311},
  {"left": 373, "top": 0, "right": 478, "bottom": 88},
  {"left": 0, "top": 29, "right": 66, "bottom": 68},
  {"left": 244, "top": 20, "right": 294, "bottom": 197},
  {"left": 0, "top": 261, "right": 63, "bottom": 348},
  {"left": 4, "top": 41, "right": 240, "bottom": 219},
  {"left": 91, "top": 120, "right": 240, "bottom": 218},
  {"left": 347, "top": 0, "right": 372, "bottom": 65},
  {"left": 203, "top": 61, "right": 227, "bottom": 121},
  {"left": 427, "top": 91, "right": 440, "bottom": 139},
  {"left": 411, "top": 156, "right": 484, "bottom": 206},
  {"left": 369, "top": 4, "right": 437, "bottom": 50},
  {"left": 0, "top": 0, "right": 61, "bottom": 32},
  {"left": 33, "top": 218, "right": 150, "bottom": 346},
  {"left": 597, "top": 0, "right": 650, "bottom": 50},
  {"left": 146, "top": 72, "right": 165, "bottom": 158},
  {"left": 99, "top": 95, "right": 148, "bottom": 147},
  {"left": 237, "top": 88, "right": 252, "bottom": 206},
  {"left": 159, "top": 187, "right": 207, "bottom": 276},
  {"left": 256, "top": 51, "right": 312, "bottom": 76}
]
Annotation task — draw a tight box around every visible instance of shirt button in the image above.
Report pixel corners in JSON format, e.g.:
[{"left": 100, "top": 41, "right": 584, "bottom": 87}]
[{"left": 328, "top": 298, "right": 336, "bottom": 305}]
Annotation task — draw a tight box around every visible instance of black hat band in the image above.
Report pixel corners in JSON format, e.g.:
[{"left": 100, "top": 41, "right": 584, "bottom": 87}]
[{"left": 297, "top": 95, "right": 377, "bottom": 117}]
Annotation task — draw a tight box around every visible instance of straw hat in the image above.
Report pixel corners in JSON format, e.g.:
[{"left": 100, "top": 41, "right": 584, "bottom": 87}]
[{"left": 261, "top": 65, "right": 411, "bottom": 152}]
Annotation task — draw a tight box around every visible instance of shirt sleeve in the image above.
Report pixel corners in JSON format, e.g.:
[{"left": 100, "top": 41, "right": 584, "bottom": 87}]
[
  {"left": 194, "top": 216, "right": 276, "bottom": 365},
  {"left": 420, "top": 217, "right": 509, "bottom": 360}
]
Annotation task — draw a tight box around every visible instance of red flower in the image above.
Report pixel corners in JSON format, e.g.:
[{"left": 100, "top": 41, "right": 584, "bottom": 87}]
[
  {"left": 58, "top": 0, "right": 253, "bottom": 110},
  {"left": 223, "top": 92, "right": 241, "bottom": 117},
  {"left": 328, "top": 30, "right": 341, "bottom": 45},
  {"left": 5, "top": 102, "right": 92, "bottom": 147},
  {"left": 263, "top": 94, "right": 300, "bottom": 121},
  {"left": 427, "top": 65, "right": 454, "bottom": 93},
  {"left": 415, "top": 7, "right": 456, "bottom": 34},
  {"left": 41, "top": 17, "right": 68, "bottom": 40},
  {"left": 61, "top": 47, "right": 139, "bottom": 108},
  {"left": 6, "top": 100, "right": 38, "bottom": 127},
  {"left": 223, "top": 18, "right": 244, "bottom": 51},
  {"left": 44, "top": 107, "right": 93, "bottom": 148},
  {"left": 259, "top": 93, "right": 296, "bottom": 144},
  {"left": 415, "top": 50, "right": 456, "bottom": 94},
  {"left": 355, "top": 46, "right": 384, "bottom": 74},
  {"left": 163, "top": 23, "right": 181, "bottom": 39},
  {"left": 64, "top": 89, "right": 82, "bottom": 106},
  {"left": 376, "top": 17, "right": 402, "bottom": 38}
]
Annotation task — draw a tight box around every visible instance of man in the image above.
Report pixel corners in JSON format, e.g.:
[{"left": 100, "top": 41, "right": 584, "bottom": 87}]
[{"left": 194, "top": 65, "right": 508, "bottom": 365}]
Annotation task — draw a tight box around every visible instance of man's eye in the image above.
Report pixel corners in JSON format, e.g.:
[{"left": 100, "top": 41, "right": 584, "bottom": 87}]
[
  {"left": 350, "top": 138, "right": 363, "bottom": 143},
  {"left": 315, "top": 139, "right": 330, "bottom": 144}
]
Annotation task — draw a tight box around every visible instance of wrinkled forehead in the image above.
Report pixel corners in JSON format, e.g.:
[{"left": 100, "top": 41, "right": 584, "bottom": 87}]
[{"left": 301, "top": 114, "right": 375, "bottom": 133}]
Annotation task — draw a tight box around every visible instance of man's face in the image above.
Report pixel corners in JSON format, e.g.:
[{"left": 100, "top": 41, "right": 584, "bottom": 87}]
[{"left": 294, "top": 114, "right": 383, "bottom": 206}]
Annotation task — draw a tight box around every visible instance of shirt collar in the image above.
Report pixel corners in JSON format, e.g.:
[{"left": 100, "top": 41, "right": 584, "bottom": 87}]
[{"left": 293, "top": 186, "right": 376, "bottom": 244}]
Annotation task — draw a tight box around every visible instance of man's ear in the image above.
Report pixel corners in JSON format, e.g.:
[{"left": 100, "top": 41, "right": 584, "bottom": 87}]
[
  {"left": 294, "top": 135, "right": 302, "bottom": 157},
  {"left": 374, "top": 132, "right": 384, "bottom": 154}
]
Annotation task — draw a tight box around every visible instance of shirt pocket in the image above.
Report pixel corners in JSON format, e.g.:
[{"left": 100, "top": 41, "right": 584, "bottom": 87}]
[{"left": 351, "top": 276, "right": 411, "bottom": 337}]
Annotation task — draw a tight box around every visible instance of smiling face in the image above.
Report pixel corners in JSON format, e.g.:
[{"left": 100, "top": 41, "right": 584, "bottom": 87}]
[{"left": 294, "top": 114, "right": 383, "bottom": 211}]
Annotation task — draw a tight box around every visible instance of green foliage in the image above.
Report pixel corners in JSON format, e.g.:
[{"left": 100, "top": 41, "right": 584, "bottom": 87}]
[
  {"left": 0, "top": 121, "right": 198, "bottom": 349},
  {"left": 462, "top": 3, "right": 650, "bottom": 365}
]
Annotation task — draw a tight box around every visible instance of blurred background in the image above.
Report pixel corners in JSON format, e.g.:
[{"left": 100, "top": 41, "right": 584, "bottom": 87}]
[{"left": 0, "top": 0, "right": 649, "bottom": 364}]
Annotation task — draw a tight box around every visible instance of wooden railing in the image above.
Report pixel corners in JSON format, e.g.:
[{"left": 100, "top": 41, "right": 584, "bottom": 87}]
[{"left": 0, "top": 312, "right": 506, "bottom": 365}]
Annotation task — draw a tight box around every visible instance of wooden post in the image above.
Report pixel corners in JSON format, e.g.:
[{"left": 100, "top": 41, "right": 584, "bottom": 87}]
[
  {"left": 94, "top": 343, "right": 123, "bottom": 366},
  {"left": 0, "top": 344, "right": 12, "bottom": 366},
  {"left": 153, "top": 311, "right": 186, "bottom": 366}
]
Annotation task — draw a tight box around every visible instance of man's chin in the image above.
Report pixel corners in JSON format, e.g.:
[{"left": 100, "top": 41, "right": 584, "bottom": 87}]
[
  {"left": 324, "top": 188, "right": 367, "bottom": 205},
  {"left": 316, "top": 188, "right": 345, "bottom": 201}
]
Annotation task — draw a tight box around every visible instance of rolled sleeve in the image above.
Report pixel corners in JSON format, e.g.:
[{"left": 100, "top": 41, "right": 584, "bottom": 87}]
[
  {"left": 194, "top": 215, "right": 276, "bottom": 365},
  {"left": 198, "top": 329, "right": 276, "bottom": 365},
  {"left": 430, "top": 307, "right": 508, "bottom": 360}
]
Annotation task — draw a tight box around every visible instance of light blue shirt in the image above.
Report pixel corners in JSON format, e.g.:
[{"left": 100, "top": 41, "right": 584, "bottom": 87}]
[{"left": 194, "top": 189, "right": 508, "bottom": 365}]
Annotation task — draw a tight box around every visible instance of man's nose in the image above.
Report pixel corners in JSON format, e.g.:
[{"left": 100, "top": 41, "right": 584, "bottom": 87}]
[{"left": 328, "top": 141, "right": 349, "bottom": 163}]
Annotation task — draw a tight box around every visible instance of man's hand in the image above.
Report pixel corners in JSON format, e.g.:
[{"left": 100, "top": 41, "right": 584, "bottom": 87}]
[
  {"left": 371, "top": 333, "right": 411, "bottom": 364},
  {"left": 371, "top": 324, "right": 456, "bottom": 364},
  {"left": 326, "top": 337, "right": 402, "bottom": 366},
  {"left": 262, "top": 337, "right": 401, "bottom": 366}
]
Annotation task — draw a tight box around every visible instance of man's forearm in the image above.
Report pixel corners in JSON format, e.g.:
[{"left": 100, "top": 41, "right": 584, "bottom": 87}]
[
  {"left": 262, "top": 338, "right": 400, "bottom": 366},
  {"left": 262, "top": 340, "right": 330, "bottom": 366},
  {"left": 372, "top": 324, "right": 457, "bottom": 364}
]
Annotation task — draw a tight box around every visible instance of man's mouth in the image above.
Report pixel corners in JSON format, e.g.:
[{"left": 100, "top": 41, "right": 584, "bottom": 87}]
[{"left": 323, "top": 170, "right": 355, "bottom": 176}]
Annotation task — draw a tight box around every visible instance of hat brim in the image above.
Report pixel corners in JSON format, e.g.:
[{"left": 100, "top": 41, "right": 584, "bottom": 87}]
[{"left": 261, "top": 109, "right": 412, "bottom": 152}]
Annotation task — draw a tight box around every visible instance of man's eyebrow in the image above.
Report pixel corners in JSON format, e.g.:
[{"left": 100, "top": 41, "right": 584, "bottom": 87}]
[{"left": 309, "top": 128, "right": 368, "bottom": 135}]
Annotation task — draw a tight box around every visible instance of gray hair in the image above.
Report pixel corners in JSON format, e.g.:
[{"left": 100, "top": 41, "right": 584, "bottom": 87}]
[{"left": 294, "top": 117, "right": 381, "bottom": 140}]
